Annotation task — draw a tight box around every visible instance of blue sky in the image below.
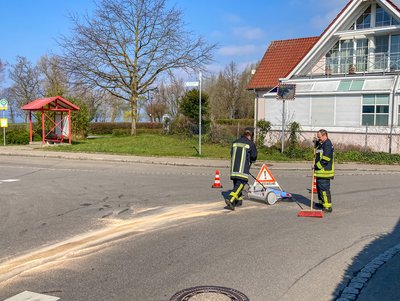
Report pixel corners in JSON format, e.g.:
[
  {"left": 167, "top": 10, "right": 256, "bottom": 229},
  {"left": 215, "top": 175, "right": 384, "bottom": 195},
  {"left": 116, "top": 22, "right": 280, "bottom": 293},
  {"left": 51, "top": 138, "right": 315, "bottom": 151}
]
[{"left": 0, "top": 0, "right": 353, "bottom": 75}]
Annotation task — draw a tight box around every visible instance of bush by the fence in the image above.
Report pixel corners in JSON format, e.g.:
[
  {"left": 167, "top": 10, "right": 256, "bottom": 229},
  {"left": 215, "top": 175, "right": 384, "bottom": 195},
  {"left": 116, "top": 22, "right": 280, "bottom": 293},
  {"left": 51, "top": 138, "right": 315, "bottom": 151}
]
[
  {"left": 89, "top": 122, "right": 162, "bottom": 135},
  {"left": 0, "top": 125, "right": 30, "bottom": 144},
  {"left": 215, "top": 119, "right": 253, "bottom": 126},
  {"left": 112, "top": 129, "right": 131, "bottom": 137}
]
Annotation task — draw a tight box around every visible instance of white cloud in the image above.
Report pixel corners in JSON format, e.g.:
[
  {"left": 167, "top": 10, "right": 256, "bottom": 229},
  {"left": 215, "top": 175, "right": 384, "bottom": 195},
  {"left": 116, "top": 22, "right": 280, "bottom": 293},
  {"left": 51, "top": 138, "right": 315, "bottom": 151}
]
[
  {"left": 232, "top": 26, "right": 265, "bottom": 40},
  {"left": 310, "top": 0, "right": 350, "bottom": 30},
  {"left": 310, "top": 9, "right": 342, "bottom": 30},
  {"left": 223, "top": 13, "right": 243, "bottom": 24},
  {"left": 218, "top": 44, "right": 264, "bottom": 56}
]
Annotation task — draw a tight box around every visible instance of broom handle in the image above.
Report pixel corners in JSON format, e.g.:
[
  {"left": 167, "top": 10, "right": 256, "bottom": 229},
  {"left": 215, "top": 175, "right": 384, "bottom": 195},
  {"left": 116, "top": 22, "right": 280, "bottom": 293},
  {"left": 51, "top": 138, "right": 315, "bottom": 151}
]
[{"left": 310, "top": 146, "right": 316, "bottom": 210}]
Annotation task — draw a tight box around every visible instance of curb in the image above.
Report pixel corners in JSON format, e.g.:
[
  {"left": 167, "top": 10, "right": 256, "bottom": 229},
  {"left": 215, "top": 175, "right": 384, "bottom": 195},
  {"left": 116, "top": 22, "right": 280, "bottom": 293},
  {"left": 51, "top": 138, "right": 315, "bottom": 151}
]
[{"left": 336, "top": 243, "right": 400, "bottom": 301}]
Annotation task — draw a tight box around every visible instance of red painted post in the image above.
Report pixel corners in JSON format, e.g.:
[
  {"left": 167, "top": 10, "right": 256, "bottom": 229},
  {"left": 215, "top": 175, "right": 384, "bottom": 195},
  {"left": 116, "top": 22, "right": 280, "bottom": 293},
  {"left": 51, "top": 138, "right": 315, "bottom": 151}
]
[
  {"left": 68, "top": 110, "right": 72, "bottom": 144},
  {"left": 42, "top": 109, "right": 45, "bottom": 144},
  {"left": 29, "top": 111, "right": 33, "bottom": 143}
]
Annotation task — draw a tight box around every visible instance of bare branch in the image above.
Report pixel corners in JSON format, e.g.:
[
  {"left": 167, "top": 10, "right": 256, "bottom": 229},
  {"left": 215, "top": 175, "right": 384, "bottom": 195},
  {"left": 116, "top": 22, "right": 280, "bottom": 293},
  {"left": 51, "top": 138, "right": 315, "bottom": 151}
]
[{"left": 58, "top": 0, "right": 215, "bottom": 134}]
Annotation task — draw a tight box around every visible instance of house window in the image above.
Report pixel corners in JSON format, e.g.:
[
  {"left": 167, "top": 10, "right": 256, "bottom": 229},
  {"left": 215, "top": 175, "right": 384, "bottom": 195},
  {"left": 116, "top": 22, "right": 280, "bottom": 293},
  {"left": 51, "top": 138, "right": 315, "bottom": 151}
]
[
  {"left": 376, "top": 4, "right": 399, "bottom": 27},
  {"left": 338, "top": 80, "right": 364, "bottom": 91},
  {"left": 340, "top": 40, "right": 354, "bottom": 72},
  {"left": 398, "top": 105, "right": 400, "bottom": 126},
  {"left": 362, "top": 94, "right": 389, "bottom": 126},
  {"left": 356, "top": 6, "right": 371, "bottom": 29},
  {"left": 390, "top": 35, "right": 400, "bottom": 70},
  {"left": 375, "top": 35, "right": 389, "bottom": 70},
  {"left": 356, "top": 39, "right": 368, "bottom": 71},
  {"left": 326, "top": 39, "right": 370, "bottom": 73},
  {"left": 326, "top": 42, "right": 340, "bottom": 73}
]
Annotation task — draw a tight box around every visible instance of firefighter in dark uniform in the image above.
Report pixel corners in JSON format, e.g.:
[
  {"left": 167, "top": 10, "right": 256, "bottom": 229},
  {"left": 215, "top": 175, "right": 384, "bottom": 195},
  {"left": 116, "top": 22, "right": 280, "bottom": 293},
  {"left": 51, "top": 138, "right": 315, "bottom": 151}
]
[
  {"left": 225, "top": 127, "right": 257, "bottom": 210},
  {"left": 314, "top": 129, "right": 334, "bottom": 213}
]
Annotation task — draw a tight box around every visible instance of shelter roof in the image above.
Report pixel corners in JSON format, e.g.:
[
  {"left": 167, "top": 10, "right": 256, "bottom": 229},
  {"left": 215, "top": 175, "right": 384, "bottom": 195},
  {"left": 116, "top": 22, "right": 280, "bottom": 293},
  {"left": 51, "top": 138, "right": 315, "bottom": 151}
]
[{"left": 21, "top": 96, "right": 80, "bottom": 111}]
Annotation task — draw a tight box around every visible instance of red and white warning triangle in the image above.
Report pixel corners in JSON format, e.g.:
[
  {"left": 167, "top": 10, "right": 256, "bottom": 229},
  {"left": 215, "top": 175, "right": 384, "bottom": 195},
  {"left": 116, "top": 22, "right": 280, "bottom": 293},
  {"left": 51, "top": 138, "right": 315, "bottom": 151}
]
[
  {"left": 254, "top": 164, "right": 282, "bottom": 190},
  {"left": 255, "top": 164, "right": 276, "bottom": 183}
]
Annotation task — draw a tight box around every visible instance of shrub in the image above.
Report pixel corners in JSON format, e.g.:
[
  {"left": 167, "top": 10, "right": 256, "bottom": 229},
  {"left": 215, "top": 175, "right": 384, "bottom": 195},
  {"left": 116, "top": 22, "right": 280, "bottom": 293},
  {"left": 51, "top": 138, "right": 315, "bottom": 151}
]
[
  {"left": 112, "top": 129, "right": 131, "bottom": 137},
  {"left": 288, "top": 121, "right": 300, "bottom": 147},
  {"left": 256, "top": 119, "right": 271, "bottom": 147},
  {"left": 215, "top": 119, "right": 253, "bottom": 126},
  {"left": 169, "top": 116, "right": 192, "bottom": 136},
  {"left": 70, "top": 98, "right": 90, "bottom": 139},
  {"left": 204, "top": 123, "right": 236, "bottom": 146},
  {"left": 0, "top": 126, "right": 30, "bottom": 144},
  {"left": 89, "top": 122, "right": 162, "bottom": 135}
]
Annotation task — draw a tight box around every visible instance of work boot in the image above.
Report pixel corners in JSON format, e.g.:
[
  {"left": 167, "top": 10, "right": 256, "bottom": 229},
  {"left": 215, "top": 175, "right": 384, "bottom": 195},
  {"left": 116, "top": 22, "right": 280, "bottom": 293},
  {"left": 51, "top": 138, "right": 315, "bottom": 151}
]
[
  {"left": 224, "top": 198, "right": 235, "bottom": 211},
  {"left": 322, "top": 207, "right": 332, "bottom": 213},
  {"left": 314, "top": 202, "right": 323, "bottom": 209},
  {"left": 235, "top": 196, "right": 243, "bottom": 207},
  {"left": 234, "top": 198, "right": 243, "bottom": 207}
]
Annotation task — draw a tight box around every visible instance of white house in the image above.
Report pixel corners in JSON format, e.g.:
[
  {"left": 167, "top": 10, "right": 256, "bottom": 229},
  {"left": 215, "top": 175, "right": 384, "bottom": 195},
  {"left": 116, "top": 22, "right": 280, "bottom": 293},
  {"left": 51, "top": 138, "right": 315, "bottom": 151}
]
[{"left": 248, "top": 0, "right": 400, "bottom": 153}]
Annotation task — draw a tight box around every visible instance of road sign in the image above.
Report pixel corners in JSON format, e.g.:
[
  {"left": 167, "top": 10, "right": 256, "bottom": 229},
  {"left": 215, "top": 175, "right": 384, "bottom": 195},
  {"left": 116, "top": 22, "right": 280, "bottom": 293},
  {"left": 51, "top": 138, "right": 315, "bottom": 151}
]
[
  {"left": 0, "top": 118, "right": 8, "bottom": 128},
  {"left": 255, "top": 164, "right": 277, "bottom": 184},
  {"left": 185, "top": 81, "right": 199, "bottom": 87},
  {"left": 277, "top": 84, "right": 296, "bottom": 100},
  {"left": 0, "top": 99, "right": 8, "bottom": 110}
]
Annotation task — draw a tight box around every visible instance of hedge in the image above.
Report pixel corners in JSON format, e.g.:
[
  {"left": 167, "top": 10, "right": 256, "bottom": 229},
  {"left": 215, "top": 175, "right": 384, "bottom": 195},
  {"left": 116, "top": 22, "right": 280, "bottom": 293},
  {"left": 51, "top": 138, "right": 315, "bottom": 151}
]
[
  {"left": 89, "top": 122, "right": 162, "bottom": 135},
  {"left": 214, "top": 119, "right": 254, "bottom": 126}
]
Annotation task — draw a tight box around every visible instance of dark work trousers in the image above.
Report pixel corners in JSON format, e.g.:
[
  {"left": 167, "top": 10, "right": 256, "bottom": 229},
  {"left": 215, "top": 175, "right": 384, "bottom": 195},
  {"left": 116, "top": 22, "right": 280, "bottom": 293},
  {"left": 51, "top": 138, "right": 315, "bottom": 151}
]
[
  {"left": 229, "top": 178, "right": 248, "bottom": 203},
  {"left": 316, "top": 178, "right": 332, "bottom": 209}
]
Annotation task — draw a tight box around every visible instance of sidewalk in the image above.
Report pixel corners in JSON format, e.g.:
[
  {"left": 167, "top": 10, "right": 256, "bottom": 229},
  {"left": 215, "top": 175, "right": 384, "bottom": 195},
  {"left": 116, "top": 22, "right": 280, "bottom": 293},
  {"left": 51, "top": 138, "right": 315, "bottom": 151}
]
[
  {"left": 1, "top": 144, "right": 400, "bottom": 301},
  {"left": 1, "top": 144, "right": 400, "bottom": 171}
]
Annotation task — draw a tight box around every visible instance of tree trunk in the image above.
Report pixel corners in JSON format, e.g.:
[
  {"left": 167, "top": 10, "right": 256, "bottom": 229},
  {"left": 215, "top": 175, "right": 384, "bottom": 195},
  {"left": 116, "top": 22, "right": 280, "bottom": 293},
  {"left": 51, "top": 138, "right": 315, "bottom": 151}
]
[{"left": 130, "top": 96, "right": 137, "bottom": 135}]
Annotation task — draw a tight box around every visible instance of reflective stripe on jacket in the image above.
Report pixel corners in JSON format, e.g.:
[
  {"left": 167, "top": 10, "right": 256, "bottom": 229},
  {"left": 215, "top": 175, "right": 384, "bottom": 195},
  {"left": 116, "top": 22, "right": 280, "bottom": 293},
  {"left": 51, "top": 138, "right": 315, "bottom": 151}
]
[
  {"left": 314, "top": 138, "right": 334, "bottom": 179},
  {"left": 230, "top": 136, "right": 257, "bottom": 180}
]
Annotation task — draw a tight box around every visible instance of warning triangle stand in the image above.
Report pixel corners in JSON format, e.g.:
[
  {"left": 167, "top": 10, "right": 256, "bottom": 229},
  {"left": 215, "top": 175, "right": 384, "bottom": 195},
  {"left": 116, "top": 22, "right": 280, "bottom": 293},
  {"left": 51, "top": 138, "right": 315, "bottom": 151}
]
[{"left": 253, "top": 164, "right": 282, "bottom": 191}]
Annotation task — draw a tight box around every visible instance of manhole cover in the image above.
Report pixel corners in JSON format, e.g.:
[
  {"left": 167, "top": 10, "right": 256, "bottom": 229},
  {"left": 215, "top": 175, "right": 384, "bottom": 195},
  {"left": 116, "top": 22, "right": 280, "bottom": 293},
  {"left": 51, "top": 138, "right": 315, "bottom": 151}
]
[{"left": 170, "top": 286, "right": 249, "bottom": 301}]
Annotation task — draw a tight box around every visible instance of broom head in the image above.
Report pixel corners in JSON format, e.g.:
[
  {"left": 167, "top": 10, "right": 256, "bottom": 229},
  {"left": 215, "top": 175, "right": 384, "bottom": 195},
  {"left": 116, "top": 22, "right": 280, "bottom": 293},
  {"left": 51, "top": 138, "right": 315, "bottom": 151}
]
[{"left": 298, "top": 210, "right": 324, "bottom": 218}]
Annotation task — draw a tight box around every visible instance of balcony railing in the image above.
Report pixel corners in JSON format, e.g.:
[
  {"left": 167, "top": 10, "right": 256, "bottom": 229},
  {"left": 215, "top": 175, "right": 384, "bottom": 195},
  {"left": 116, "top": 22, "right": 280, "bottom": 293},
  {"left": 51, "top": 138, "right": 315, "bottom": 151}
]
[{"left": 302, "top": 52, "right": 400, "bottom": 77}]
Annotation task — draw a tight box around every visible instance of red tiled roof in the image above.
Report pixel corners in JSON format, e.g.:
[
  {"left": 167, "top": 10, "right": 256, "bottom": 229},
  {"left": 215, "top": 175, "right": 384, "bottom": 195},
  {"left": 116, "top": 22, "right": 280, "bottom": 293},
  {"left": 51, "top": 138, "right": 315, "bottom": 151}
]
[
  {"left": 247, "top": 36, "right": 320, "bottom": 90},
  {"left": 21, "top": 96, "right": 80, "bottom": 111}
]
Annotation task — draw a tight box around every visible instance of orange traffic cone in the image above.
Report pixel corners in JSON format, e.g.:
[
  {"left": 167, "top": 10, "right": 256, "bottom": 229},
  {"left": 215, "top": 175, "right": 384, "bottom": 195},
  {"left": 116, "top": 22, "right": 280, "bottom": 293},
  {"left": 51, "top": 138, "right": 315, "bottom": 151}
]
[
  {"left": 312, "top": 177, "right": 317, "bottom": 193},
  {"left": 212, "top": 170, "right": 223, "bottom": 188}
]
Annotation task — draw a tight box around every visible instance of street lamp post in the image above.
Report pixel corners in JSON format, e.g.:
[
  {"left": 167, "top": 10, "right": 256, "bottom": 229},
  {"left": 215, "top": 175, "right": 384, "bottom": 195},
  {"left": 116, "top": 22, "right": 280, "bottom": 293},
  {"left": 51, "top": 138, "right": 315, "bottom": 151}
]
[{"left": 184, "top": 72, "right": 202, "bottom": 156}]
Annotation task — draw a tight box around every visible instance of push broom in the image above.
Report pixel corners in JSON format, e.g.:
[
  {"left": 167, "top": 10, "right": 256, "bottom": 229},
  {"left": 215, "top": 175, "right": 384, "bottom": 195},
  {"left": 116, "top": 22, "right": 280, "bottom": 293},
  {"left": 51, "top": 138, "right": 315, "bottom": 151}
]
[{"left": 297, "top": 146, "right": 324, "bottom": 218}]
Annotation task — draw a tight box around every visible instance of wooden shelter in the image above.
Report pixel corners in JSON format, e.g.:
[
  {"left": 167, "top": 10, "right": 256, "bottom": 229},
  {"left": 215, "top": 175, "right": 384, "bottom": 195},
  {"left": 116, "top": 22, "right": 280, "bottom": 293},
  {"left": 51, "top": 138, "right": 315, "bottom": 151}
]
[{"left": 21, "top": 96, "right": 80, "bottom": 144}]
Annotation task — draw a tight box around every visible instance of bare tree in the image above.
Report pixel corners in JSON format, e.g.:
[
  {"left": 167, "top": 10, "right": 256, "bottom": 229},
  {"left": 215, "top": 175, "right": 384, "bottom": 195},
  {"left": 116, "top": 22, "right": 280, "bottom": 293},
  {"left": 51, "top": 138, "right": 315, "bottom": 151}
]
[
  {"left": 38, "top": 55, "right": 69, "bottom": 97},
  {"left": 1, "top": 87, "right": 18, "bottom": 123},
  {"left": 206, "top": 62, "right": 255, "bottom": 120},
  {"left": 157, "top": 76, "right": 185, "bottom": 118},
  {"left": 237, "top": 65, "right": 255, "bottom": 118},
  {"left": 8, "top": 56, "right": 42, "bottom": 121},
  {"left": 59, "top": 0, "right": 215, "bottom": 135},
  {"left": 144, "top": 91, "right": 167, "bottom": 123},
  {"left": 0, "top": 59, "right": 5, "bottom": 85}
]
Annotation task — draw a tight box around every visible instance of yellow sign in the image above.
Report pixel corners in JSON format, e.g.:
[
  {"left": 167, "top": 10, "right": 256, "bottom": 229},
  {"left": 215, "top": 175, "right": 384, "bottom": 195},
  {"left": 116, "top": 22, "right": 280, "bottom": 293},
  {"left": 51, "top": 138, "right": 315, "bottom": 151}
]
[{"left": 0, "top": 118, "right": 8, "bottom": 128}]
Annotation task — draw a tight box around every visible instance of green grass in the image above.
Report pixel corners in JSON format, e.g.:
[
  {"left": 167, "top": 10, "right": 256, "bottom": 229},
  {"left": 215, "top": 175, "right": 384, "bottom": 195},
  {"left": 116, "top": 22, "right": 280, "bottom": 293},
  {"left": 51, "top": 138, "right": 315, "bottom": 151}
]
[
  {"left": 51, "top": 134, "right": 238, "bottom": 159},
  {"left": 45, "top": 133, "right": 400, "bottom": 164}
]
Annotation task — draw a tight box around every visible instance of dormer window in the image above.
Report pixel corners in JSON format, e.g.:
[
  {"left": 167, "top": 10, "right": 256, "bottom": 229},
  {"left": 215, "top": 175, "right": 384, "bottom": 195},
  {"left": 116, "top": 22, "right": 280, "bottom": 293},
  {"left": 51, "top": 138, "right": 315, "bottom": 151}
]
[
  {"left": 356, "top": 6, "right": 371, "bottom": 29},
  {"left": 376, "top": 4, "right": 399, "bottom": 27}
]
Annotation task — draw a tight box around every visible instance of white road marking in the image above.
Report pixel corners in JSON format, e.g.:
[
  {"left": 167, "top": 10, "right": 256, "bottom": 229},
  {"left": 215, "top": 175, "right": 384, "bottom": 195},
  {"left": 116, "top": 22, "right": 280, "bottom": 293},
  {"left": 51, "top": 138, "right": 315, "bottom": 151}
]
[
  {"left": 3, "top": 290, "right": 60, "bottom": 301},
  {"left": 0, "top": 179, "right": 20, "bottom": 183}
]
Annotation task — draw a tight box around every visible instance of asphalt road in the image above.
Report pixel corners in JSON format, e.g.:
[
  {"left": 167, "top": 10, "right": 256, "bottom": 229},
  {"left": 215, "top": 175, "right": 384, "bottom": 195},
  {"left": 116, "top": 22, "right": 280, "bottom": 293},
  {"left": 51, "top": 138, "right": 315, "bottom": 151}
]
[{"left": 0, "top": 156, "right": 399, "bottom": 301}]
